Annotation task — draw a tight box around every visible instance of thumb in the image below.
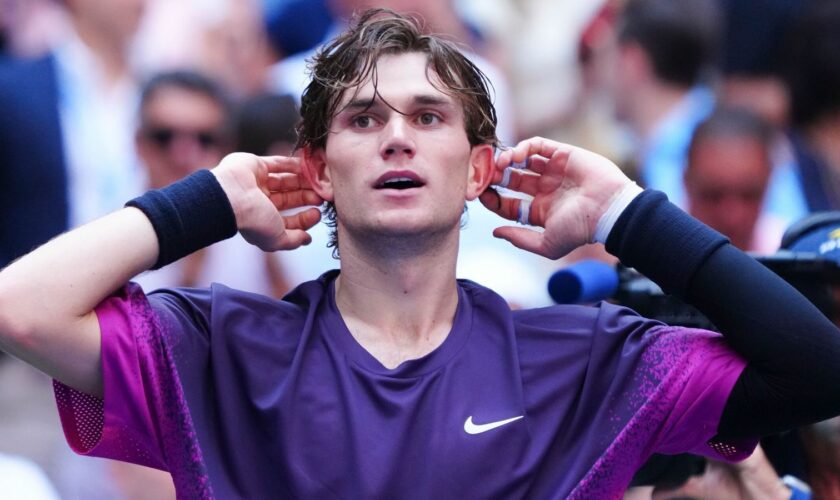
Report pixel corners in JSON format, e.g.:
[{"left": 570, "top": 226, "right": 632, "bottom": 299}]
[{"left": 493, "top": 226, "right": 546, "bottom": 256}]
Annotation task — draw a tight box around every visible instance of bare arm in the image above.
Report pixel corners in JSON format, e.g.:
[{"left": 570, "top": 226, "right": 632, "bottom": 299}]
[
  {"left": 0, "top": 154, "right": 322, "bottom": 397},
  {"left": 0, "top": 208, "right": 158, "bottom": 396}
]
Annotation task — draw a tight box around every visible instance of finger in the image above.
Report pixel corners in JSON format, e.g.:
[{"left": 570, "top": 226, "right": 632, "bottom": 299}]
[
  {"left": 267, "top": 172, "right": 311, "bottom": 192},
  {"left": 269, "top": 190, "right": 324, "bottom": 210},
  {"left": 262, "top": 155, "right": 302, "bottom": 174},
  {"left": 282, "top": 207, "right": 321, "bottom": 231},
  {"left": 479, "top": 190, "right": 536, "bottom": 226},
  {"left": 492, "top": 226, "right": 546, "bottom": 256},
  {"left": 275, "top": 229, "right": 314, "bottom": 251},
  {"left": 508, "top": 137, "right": 574, "bottom": 171},
  {"left": 492, "top": 167, "right": 541, "bottom": 195},
  {"left": 479, "top": 188, "right": 502, "bottom": 212}
]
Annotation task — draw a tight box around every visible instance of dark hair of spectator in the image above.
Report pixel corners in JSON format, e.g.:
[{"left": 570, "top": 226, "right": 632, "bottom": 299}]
[
  {"left": 687, "top": 106, "right": 774, "bottom": 168},
  {"left": 139, "top": 70, "right": 232, "bottom": 127},
  {"left": 785, "top": 1, "right": 840, "bottom": 127},
  {"left": 618, "top": 0, "right": 721, "bottom": 87},
  {"left": 295, "top": 8, "right": 499, "bottom": 257}
]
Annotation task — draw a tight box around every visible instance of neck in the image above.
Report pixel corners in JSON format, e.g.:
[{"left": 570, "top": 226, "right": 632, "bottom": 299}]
[
  {"left": 335, "top": 227, "right": 461, "bottom": 369},
  {"left": 629, "top": 82, "right": 691, "bottom": 139},
  {"left": 71, "top": 18, "right": 129, "bottom": 86}
]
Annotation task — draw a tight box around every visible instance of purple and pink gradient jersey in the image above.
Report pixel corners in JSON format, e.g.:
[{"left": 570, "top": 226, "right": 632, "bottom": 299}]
[{"left": 53, "top": 271, "right": 757, "bottom": 499}]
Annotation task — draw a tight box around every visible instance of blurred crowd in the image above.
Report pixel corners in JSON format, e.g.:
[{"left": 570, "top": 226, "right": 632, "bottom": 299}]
[{"left": 1, "top": 0, "right": 839, "bottom": 498}]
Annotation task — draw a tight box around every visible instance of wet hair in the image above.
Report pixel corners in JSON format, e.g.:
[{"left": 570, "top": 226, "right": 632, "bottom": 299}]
[
  {"left": 296, "top": 8, "right": 499, "bottom": 257},
  {"left": 618, "top": 0, "right": 721, "bottom": 87}
]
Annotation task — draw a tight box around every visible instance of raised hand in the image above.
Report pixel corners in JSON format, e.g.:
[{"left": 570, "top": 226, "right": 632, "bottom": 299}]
[
  {"left": 211, "top": 153, "right": 324, "bottom": 252},
  {"left": 479, "top": 137, "right": 634, "bottom": 260}
]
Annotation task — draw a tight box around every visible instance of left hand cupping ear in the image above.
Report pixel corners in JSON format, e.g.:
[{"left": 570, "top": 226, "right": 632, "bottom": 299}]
[{"left": 480, "top": 137, "right": 633, "bottom": 260}]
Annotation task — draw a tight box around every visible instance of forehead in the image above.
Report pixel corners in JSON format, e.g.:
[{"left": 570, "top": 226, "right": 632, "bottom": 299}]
[
  {"left": 142, "top": 86, "right": 224, "bottom": 125},
  {"left": 336, "top": 52, "right": 456, "bottom": 108}
]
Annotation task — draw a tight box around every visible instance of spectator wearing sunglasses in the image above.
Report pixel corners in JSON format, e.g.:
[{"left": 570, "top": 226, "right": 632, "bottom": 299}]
[{"left": 133, "top": 70, "right": 292, "bottom": 298}]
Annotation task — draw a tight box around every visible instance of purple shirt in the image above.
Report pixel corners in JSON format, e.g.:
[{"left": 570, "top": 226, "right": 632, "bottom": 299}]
[{"left": 54, "top": 271, "right": 756, "bottom": 499}]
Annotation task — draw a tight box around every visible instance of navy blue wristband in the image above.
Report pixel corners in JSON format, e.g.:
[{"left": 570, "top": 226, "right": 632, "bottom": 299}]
[
  {"left": 126, "top": 169, "right": 237, "bottom": 270},
  {"left": 604, "top": 190, "right": 728, "bottom": 295}
]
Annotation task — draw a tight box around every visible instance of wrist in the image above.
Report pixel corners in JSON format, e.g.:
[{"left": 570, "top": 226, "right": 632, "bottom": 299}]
[
  {"left": 210, "top": 166, "right": 246, "bottom": 229},
  {"left": 126, "top": 169, "right": 237, "bottom": 269},
  {"left": 593, "top": 182, "right": 643, "bottom": 243}
]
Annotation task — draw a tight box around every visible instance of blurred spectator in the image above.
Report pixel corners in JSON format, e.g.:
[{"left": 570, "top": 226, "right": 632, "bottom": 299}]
[
  {"left": 199, "top": 0, "right": 275, "bottom": 97},
  {"left": 785, "top": 0, "right": 840, "bottom": 212},
  {"left": 0, "top": 0, "right": 69, "bottom": 58},
  {"left": 716, "top": 0, "right": 809, "bottom": 234},
  {"left": 778, "top": 211, "right": 840, "bottom": 499},
  {"left": 132, "top": 0, "right": 275, "bottom": 98},
  {"left": 800, "top": 416, "right": 840, "bottom": 500},
  {"left": 718, "top": 0, "right": 806, "bottom": 128},
  {"left": 608, "top": 0, "right": 721, "bottom": 206},
  {"left": 634, "top": 446, "right": 801, "bottom": 500},
  {"left": 131, "top": 70, "right": 294, "bottom": 297},
  {"left": 555, "top": 0, "right": 633, "bottom": 166},
  {"left": 136, "top": 71, "right": 233, "bottom": 188},
  {"left": 0, "top": 0, "right": 146, "bottom": 269},
  {"left": 265, "top": 0, "right": 333, "bottom": 58},
  {"left": 684, "top": 107, "right": 785, "bottom": 253}
]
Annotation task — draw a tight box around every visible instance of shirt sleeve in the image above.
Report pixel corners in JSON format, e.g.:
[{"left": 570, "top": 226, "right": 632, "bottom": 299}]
[
  {"left": 586, "top": 304, "right": 759, "bottom": 468},
  {"left": 52, "top": 283, "right": 213, "bottom": 498}
]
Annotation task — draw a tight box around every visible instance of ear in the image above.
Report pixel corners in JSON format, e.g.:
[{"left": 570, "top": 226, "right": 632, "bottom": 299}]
[
  {"left": 465, "top": 144, "right": 494, "bottom": 201},
  {"left": 301, "top": 147, "right": 334, "bottom": 201}
]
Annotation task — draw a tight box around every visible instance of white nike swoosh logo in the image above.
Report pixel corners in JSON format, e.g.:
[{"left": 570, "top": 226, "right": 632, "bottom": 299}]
[{"left": 463, "top": 415, "right": 524, "bottom": 435}]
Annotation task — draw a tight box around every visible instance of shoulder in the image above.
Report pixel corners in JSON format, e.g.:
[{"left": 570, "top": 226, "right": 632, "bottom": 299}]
[
  {"left": 0, "top": 53, "right": 55, "bottom": 89},
  {"left": 145, "top": 274, "right": 333, "bottom": 340},
  {"left": 513, "top": 301, "right": 660, "bottom": 339}
]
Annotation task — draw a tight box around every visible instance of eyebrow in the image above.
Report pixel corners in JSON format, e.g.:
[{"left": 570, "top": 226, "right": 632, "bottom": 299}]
[{"left": 341, "top": 94, "right": 455, "bottom": 113}]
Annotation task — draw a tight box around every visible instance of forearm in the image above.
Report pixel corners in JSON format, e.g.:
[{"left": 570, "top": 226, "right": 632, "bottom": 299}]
[
  {"left": 0, "top": 207, "right": 158, "bottom": 394},
  {"left": 606, "top": 190, "right": 840, "bottom": 437}
]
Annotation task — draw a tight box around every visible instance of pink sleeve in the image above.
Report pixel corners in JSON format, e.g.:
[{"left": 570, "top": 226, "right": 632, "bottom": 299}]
[
  {"left": 648, "top": 329, "right": 759, "bottom": 461},
  {"left": 53, "top": 284, "right": 212, "bottom": 497}
]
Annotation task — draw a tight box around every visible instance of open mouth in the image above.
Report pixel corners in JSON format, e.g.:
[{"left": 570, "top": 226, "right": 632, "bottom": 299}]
[
  {"left": 376, "top": 177, "right": 425, "bottom": 190},
  {"left": 374, "top": 171, "right": 426, "bottom": 190}
]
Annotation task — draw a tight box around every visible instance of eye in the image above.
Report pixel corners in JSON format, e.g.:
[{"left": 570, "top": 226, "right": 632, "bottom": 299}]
[
  {"left": 351, "top": 115, "right": 375, "bottom": 129},
  {"left": 418, "top": 113, "right": 441, "bottom": 126}
]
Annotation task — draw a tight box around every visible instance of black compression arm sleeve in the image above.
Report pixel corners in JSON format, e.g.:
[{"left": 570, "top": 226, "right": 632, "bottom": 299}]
[{"left": 605, "top": 190, "right": 840, "bottom": 439}]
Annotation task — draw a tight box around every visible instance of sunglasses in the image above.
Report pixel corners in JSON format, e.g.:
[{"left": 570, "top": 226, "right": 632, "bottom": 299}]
[{"left": 144, "top": 127, "right": 221, "bottom": 149}]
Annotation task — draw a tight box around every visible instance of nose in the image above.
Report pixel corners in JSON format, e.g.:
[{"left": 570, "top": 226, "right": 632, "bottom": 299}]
[
  {"left": 168, "top": 134, "right": 209, "bottom": 175},
  {"left": 380, "top": 117, "right": 415, "bottom": 160}
]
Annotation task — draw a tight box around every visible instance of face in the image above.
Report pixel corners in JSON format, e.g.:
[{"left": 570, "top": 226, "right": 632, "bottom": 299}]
[
  {"left": 136, "top": 86, "right": 228, "bottom": 189},
  {"left": 685, "top": 135, "right": 771, "bottom": 250},
  {"left": 68, "top": 0, "right": 147, "bottom": 45},
  {"left": 305, "top": 52, "right": 492, "bottom": 250}
]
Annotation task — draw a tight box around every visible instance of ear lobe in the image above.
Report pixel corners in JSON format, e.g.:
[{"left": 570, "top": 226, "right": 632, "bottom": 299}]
[
  {"left": 465, "top": 144, "right": 495, "bottom": 201},
  {"left": 301, "top": 147, "right": 334, "bottom": 201}
]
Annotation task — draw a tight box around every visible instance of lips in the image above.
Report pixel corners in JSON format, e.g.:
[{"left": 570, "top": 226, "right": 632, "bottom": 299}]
[{"left": 373, "top": 171, "right": 426, "bottom": 190}]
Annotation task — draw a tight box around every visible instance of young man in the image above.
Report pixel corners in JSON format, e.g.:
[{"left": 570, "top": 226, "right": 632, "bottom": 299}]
[{"left": 0, "top": 10, "right": 838, "bottom": 499}]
